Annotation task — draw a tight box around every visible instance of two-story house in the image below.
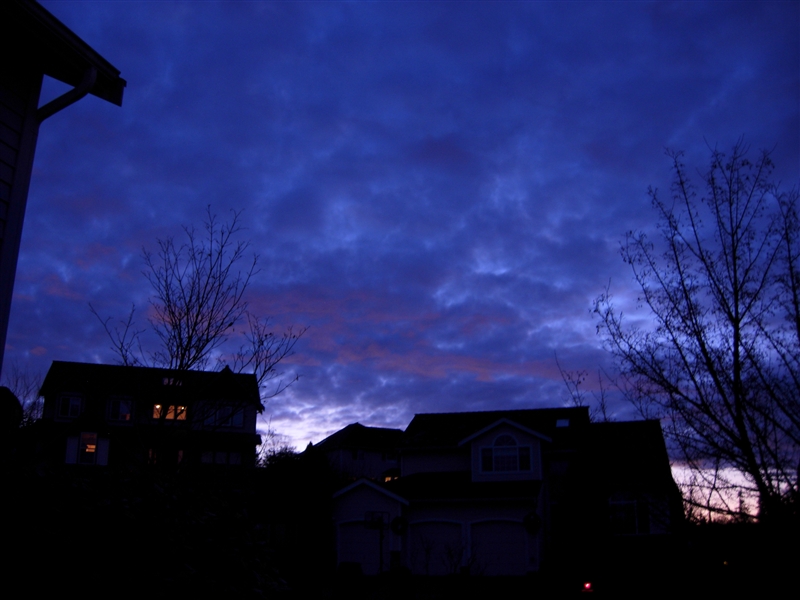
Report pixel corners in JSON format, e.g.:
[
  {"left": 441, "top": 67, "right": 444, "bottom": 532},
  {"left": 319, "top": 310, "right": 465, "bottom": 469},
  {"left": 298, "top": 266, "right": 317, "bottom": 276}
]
[
  {"left": 37, "top": 361, "right": 262, "bottom": 469},
  {"left": 329, "top": 407, "right": 683, "bottom": 578}
]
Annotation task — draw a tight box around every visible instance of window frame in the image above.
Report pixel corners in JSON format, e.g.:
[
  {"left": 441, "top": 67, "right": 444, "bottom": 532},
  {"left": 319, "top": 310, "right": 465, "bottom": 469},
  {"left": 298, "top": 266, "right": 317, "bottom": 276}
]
[
  {"left": 108, "top": 396, "right": 133, "bottom": 422},
  {"left": 480, "top": 434, "right": 532, "bottom": 473},
  {"left": 58, "top": 395, "right": 84, "bottom": 419},
  {"left": 203, "top": 404, "right": 245, "bottom": 428},
  {"left": 609, "top": 497, "right": 651, "bottom": 535}
]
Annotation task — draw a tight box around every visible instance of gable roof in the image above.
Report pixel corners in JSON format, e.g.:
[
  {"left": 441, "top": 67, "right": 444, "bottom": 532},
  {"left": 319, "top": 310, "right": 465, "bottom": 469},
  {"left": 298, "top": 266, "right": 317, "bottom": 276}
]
[
  {"left": 333, "top": 478, "right": 409, "bottom": 505},
  {"left": 40, "top": 361, "right": 261, "bottom": 408},
  {"left": 316, "top": 422, "right": 403, "bottom": 452},
  {"left": 458, "top": 418, "right": 552, "bottom": 446},
  {"left": 402, "top": 407, "right": 590, "bottom": 449}
]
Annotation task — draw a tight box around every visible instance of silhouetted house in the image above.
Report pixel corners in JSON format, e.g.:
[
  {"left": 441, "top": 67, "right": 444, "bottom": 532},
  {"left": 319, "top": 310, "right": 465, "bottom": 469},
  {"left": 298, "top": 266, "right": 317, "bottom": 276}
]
[
  {"left": 330, "top": 407, "right": 683, "bottom": 577},
  {"left": 0, "top": 0, "right": 125, "bottom": 372},
  {"left": 316, "top": 422, "right": 403, "bottom": 482},
  {"left": 36, "top": 361, "right": 261, "bottom": 468}
]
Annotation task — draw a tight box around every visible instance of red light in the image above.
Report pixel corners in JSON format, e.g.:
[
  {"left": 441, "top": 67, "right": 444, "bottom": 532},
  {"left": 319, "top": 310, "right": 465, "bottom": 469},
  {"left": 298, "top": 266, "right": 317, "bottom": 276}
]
[{"left": 583, "top": 582, "right": 593, "bottom": 592}]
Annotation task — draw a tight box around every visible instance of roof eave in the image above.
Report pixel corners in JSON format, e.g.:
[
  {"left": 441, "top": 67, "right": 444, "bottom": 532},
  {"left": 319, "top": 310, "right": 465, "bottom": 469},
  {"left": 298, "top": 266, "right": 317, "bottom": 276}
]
[{"left": 8, "top": 0, "right": 126, "bottom": 106}]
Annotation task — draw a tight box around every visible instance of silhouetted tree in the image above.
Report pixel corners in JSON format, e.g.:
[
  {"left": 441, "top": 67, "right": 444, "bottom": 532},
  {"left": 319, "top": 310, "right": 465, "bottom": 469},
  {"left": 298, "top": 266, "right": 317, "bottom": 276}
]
[
  {"left": 555, "top": 353, "right": 613, "bottom": 422},
  {"left": 92, "top": 207, "right": 305, "bottom": 398},
  {"left": 1, "top": 362, "right": 43, "bottom": 425},
  {"left": 595, "top": 140, "right": 799, "bottom": 522}
]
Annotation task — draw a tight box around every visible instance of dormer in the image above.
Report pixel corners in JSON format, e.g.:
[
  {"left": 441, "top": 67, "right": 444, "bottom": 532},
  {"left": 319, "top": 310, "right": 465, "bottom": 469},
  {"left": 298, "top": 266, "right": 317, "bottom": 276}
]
[{"left": 459, "top": 419, "right": 550, "bottom": 482}]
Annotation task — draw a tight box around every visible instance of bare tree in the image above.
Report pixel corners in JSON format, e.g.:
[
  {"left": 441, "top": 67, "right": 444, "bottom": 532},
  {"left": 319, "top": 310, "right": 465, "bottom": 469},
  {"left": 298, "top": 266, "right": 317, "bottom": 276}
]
[
  {"left": 145, "top": 207, "right": 256, "bottom": 371},
  {"left": 1, "top": 362, "right": 43, "bottom": 426},
  {"left": 594, "top": 140, "right": 799, "bottom": 522},
  {"left": 92, "top": 207, "right": 305, "bottom": 398},
  {"left": 232, "top": 314, "right": 305, "bottom": 398},
  {"left": 257, "top": 419, "right": 296, "bottom": 467},
  {"left": 555, "top": 353, "right": 613, "bottom": 422}
]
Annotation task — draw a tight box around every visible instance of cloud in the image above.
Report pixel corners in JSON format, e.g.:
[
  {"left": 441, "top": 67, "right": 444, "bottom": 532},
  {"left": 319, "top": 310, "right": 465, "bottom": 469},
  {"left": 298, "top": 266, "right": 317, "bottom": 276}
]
[{"left": 9, "top": 1, "right": 797, "bottom": 445}]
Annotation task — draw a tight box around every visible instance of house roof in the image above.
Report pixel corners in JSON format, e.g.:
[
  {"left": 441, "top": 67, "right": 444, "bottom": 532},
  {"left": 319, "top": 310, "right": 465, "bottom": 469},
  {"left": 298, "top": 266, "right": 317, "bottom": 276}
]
[
  {"left": 458, "top": 418, "right": 552, "bottom": 446},
  {"left": 3, "top": 0, "right": 126, "bottom": 106},
  {"left": 402, "top": 407, "right": 590, "bottom": 449},
  {"left": 40, "top": 361, "right": 261, "bottom": 408},
  {"left": 316, "top": 422, "right": 403, "bottom": 452},
  {"left": 333, "top": 478, "right": 409, "bottom": 505},
  {"left": 577, "top": 419, "right": 677, "bottom": 492}
]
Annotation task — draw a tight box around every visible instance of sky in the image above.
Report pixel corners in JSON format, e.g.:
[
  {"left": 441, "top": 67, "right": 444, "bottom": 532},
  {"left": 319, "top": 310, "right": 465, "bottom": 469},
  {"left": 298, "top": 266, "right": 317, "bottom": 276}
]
[{"left": 8, "top": 0, "right": 799, "bottom": 448}]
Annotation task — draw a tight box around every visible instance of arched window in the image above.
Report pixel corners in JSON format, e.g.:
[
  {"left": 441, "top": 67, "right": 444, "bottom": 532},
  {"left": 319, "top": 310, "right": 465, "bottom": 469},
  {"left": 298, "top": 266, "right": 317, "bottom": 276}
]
[{"left": 481, "top": 434, "right": 532, "bottom": 472}]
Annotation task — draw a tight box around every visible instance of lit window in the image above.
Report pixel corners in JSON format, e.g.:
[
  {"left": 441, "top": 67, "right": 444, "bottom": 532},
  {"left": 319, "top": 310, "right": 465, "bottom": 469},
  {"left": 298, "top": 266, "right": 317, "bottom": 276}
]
[
  {"left": 168, "top": 405, "right": 187, "bottom": 420},
  {"left": 481, "top": 434, "right": 531, "bottom": 472},
  {"left": 153, "top": 404, "right": 187, "bottom": 420},
  {"left": 79, "top": 432, "right": 97, "bottom": 465}
]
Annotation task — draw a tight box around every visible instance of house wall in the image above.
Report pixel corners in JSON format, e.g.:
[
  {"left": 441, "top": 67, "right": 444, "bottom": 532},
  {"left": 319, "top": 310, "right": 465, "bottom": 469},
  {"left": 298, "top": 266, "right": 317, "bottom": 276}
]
[
  {"left": 401, "top": 447, "right": 470, "bottom": 476},
  {"left": 327, "top": 448, "right": 398, "bottom": 480},
  {"left": 0, "top": 63, "right": 43, "bottom": 374}
]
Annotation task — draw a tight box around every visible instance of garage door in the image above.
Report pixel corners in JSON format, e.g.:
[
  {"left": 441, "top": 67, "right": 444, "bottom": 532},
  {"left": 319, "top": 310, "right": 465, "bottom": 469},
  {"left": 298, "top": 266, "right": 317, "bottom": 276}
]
[{"left": 471, "top": 520, "right": 528, "bottom": 576}]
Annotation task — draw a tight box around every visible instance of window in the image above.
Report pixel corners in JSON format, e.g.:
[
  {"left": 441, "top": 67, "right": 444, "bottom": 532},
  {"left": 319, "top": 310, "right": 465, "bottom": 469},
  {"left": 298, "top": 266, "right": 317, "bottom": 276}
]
[
  {"left": 58, "top": 395, "right": 83, "bottom": 418},
  {"left": 108, "top": 397, "right": 133, "bottom": 421},
  {"left": 148, "top": 448, "right": 184, "bottom": 465},
  {"left": 201, "top": 450, "right": 242, "bottom": 465},
  {"left": 217, "top": 406, "right": 244, "bottom": 428},
  {"left": 609, "top": 497, "right": 650, "bottom": 535},
  {"left": 202, "top": 405, "right": 244, "bottom": 427},
  {"left": 152, "top": 404, "right": 187, "bottom": 420},
  {"left": 79, "top": 432, "right": 97, "bottom": 464},
  {"left": 65, "top": 433, "right": 108, "bottom": 466},
  {"left": 481, "top": 434, "right": 531, "bottom": 472}
]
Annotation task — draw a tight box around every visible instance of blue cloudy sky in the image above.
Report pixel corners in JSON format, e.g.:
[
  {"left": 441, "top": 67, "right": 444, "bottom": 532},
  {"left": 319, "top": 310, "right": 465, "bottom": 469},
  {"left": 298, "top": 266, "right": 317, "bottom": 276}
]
[{"left": 9, "top": 1, "right": 799, "bottom": 446}]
